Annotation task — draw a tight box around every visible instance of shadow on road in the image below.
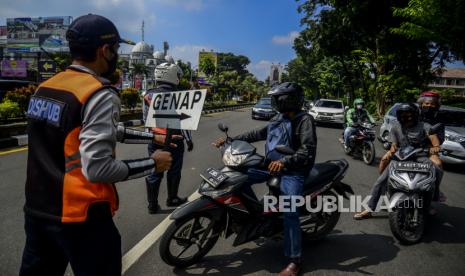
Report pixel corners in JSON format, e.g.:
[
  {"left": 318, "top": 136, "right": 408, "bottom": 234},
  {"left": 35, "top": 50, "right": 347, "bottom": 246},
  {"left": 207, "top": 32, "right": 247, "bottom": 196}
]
[
  {"left": 173, "top": 232, "right": 399, "bottom": 275},
  {"left": 443, "top": 163, "right": 465, "bottom": 175},
  {"left": 423, "top": 203, "right": 465, "bottom": 244}
]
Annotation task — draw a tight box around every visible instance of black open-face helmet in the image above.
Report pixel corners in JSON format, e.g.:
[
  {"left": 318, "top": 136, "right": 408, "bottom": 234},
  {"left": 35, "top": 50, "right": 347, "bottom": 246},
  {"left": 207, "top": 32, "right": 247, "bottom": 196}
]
[
  {"left": 396, "top": 102, "right": 419, "bottom": 128},
  {"left": 268, "top": 82, "right": 304, "bottom": 113}
]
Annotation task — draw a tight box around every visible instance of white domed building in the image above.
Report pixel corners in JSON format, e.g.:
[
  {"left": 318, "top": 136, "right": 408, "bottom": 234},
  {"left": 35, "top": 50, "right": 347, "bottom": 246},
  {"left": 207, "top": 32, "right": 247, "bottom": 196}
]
[{"left": 130, "top": 41, "right": 154, "bottom": 67}]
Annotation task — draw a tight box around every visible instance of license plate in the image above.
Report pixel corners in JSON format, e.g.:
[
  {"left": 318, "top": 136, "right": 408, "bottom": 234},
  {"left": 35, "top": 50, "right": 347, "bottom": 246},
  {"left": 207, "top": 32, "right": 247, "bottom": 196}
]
[
  {"left": 319, "top": 116, "right": 331, "bottom": 120},
  {"left": 200, "top": 168, "right": 229, "bottom": 188},
  {"left": 395, "top": 162, "right": 431, "bottom": 173}
]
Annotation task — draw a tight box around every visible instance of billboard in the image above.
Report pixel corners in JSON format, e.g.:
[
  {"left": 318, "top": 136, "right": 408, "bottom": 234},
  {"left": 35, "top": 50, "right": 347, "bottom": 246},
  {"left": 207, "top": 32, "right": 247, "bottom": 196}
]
[
  {"left": 0, "top": 26, "right": 6, "bottom": 46},
  {"left": 1, "top": 60, "right": 28, "bottom": 77},
  {"left": 6, "top": 16, "right": 72, "bottom": 52},
  {"left": 198, "top": 51, "right": 218, "bottom": 78}
]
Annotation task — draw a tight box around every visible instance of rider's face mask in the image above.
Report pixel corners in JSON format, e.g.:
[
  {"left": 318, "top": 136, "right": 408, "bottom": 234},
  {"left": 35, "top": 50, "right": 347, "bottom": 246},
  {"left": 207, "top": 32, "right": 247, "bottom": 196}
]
[
  {"left": 356, "top": 104, "right": 363, "bottom": 110},
  {"left": 421, "top": 100, "right": 439, "bottom": 120}
]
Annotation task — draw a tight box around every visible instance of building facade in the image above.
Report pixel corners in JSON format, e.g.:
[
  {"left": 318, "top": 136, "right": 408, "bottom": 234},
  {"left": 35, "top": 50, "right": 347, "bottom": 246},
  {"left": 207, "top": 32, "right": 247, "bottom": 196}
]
[{"left": 429, "top": 68, "right": 465, "bottom": 96}]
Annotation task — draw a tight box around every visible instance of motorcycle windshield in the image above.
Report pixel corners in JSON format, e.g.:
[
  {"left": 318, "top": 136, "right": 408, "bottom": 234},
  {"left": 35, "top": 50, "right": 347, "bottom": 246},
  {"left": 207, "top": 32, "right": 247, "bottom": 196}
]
[
  {"left": 396, "top": 146, "right": 420, "bottom": 160},
  {"left": 230, "top": 140, "right": 256, "bottom": 155}
]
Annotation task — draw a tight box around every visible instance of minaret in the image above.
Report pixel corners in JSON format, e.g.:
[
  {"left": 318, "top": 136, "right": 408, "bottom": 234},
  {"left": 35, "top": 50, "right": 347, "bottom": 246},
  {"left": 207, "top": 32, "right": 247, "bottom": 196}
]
[{"left": 141, "top": 20, "right": 145, "bottom": 41}]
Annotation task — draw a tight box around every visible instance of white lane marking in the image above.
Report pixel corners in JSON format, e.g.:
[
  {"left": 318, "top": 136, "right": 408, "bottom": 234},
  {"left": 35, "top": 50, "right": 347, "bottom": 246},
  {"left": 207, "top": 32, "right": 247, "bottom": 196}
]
[{"left": 122, "top": 191, "right": 201, "bottom": 274}]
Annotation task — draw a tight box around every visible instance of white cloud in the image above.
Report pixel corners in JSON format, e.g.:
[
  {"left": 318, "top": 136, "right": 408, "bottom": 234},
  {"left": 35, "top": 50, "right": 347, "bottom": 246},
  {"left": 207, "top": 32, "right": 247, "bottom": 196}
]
[
  {"left": 272, "top": 31, "right": 299, "bottom": 45},
  {"left": 247, "top": 60, "right": 280, "bottom": 81},
  {"left": 170, "top": 44, "right": 212, "bottom": 67},
  {"left": 153, "top": 0, "right": 205, "bottom": 11}
]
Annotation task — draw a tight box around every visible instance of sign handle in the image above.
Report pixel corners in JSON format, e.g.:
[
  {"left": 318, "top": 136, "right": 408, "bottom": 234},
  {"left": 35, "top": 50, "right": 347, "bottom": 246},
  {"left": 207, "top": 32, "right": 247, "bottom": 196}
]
[{"left": 163, "top": 124, "right": 172, "bottom": 151}]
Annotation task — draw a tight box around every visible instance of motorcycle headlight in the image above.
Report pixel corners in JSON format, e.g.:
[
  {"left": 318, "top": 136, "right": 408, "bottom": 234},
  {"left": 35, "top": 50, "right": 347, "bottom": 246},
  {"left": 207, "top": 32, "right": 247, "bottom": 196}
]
[
  {"left": 445, "top": 133, "right": 465, "bottom": 143},
  {"left": 222, "top": 147, "right": 249, "bottom": 167}
]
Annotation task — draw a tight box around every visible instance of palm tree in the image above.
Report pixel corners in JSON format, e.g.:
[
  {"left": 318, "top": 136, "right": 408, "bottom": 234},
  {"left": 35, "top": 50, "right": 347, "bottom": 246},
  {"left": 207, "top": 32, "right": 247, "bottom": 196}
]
[{"left": 130, "top": 63, "right": 150, "bottom": 88}]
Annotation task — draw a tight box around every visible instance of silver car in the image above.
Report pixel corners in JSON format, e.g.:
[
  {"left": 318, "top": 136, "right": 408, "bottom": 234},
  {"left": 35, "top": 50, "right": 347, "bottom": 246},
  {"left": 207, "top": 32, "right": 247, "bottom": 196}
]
[{"left": 379, "top": 103, "right": 465, "bottom": 165}]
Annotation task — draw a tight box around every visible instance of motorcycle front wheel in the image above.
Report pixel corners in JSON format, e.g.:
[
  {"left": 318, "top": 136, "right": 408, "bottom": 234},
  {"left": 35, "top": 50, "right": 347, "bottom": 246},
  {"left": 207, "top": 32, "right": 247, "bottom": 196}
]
[
  {"left": 159, "top": 212, "right": 221, "bottom": 268},
  {"left": 362, "top": 141, "right": 375, "bottom": 165},
  {"left": 300, "top": 191, "right": 341, "bottom": 241},
  {"left": 389, "top": 205, "right": 425, "bottom": 245}
]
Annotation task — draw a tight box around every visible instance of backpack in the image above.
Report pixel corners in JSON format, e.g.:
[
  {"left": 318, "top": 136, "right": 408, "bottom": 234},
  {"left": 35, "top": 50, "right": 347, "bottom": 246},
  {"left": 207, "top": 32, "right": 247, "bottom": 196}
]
[{"left": 265, "top": 112, "right": 305, "bottom": 161}]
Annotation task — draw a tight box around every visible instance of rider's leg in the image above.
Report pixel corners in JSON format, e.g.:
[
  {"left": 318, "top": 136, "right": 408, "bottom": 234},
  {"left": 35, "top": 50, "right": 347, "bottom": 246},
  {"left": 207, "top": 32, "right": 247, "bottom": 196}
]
[
  {"left": 280, "top": 174, "right": 305, "bottom": 261},
  {"left": 242, "top": 168, "right": 271, "bottom": 200},
  {"left": 166, "top": 140, "right": 186, "bottom": 206},
  {"left": 146, "top": 143, "right": 164, "bottom": 213},
  {"left": 354, "top": 166, "right": 389, "bottom": 220},
  {"left": 344, "top": 127, "right": 355, "bottom": 145},
  {"left": 367, "top": 168, "right": 389, "bottom": 211}
]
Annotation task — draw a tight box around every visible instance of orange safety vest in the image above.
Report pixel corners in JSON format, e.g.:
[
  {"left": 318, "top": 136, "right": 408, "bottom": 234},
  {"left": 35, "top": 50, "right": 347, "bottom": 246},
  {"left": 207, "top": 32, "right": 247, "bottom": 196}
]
[{"left": 25, "top": 68, "right": 118, "bottom": 223}]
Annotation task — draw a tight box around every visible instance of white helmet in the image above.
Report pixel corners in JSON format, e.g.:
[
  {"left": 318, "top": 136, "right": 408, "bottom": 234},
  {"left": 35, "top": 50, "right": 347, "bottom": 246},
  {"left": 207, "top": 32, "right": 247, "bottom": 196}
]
[
  {"left": 164, "top": 55, "right": 175, "bottom": 64},
  {"left": 154, "top": 62, "right": 182, "bottom": 86}
]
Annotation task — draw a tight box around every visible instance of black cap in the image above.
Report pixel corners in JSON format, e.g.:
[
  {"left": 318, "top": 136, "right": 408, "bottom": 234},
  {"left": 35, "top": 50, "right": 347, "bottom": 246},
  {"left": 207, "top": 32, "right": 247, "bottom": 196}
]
[{"left": 66, "top": 14, "right": 135, "bottom": 46}]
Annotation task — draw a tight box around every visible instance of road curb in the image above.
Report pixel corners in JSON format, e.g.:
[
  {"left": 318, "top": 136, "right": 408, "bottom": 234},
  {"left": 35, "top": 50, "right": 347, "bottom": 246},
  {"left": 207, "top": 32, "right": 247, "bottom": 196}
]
[
  {"left": 0, "top": 135, "right": 28, "bottom": 149},
  {"left": 0, "top": 105, "right": 252, "bottom": 149}
]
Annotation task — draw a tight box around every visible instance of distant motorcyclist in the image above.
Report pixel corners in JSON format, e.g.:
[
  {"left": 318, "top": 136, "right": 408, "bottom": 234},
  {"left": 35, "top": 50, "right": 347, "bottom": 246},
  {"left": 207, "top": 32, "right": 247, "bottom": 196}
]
[
  {"left": 213, "top": 82, "right": 317, "bottom": 276},
  {"left": 354, "top": 103, "right": 442, "bottom": 219},
  {"left": 343, "top": 98, "right": 375, "bottom": 149},
  {"left": 143, "top": 62, "right": 193, "bottom": 214}
]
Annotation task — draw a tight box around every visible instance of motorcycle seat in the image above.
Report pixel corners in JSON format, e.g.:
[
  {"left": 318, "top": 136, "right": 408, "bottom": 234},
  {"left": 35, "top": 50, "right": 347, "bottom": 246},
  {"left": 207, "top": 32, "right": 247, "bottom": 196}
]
[
  {"left": 304, "top": 163, "right": 340, "bottom": 188},
  {"left": 265, "top": 162, "right": 341, "bottom": 192}
]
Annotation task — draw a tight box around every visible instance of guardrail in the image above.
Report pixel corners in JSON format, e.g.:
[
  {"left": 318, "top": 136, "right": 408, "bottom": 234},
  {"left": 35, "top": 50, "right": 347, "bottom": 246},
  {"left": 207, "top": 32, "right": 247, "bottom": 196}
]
[{"left": 0, "top": 104, "right": 254, "bottom": 148}]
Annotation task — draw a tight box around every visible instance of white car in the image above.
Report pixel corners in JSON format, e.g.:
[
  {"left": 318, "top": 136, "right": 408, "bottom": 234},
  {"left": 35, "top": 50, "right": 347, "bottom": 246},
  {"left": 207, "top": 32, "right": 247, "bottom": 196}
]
[
  {"left": 308, "top": 99, "right": 345, "bottom": 125},
  {"left": 379, "top": 103, "right": 465, "bottom": 165}
]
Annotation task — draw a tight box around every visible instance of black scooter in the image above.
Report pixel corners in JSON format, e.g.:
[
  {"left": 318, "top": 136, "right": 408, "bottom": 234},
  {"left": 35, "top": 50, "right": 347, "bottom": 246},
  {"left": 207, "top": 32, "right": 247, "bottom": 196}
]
[{"left": 159, "top": 123, "right": 353, "bottom": 268}]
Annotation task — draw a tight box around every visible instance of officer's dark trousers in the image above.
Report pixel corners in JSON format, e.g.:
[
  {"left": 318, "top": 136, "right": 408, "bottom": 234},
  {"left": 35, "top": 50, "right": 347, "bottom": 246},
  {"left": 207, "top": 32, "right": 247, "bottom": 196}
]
[
  {"left": 146, "top": 140, "right": 185, "bottom": 205},
  {"left": 19, "top": 204, "right": 121, "bottom": 276}
]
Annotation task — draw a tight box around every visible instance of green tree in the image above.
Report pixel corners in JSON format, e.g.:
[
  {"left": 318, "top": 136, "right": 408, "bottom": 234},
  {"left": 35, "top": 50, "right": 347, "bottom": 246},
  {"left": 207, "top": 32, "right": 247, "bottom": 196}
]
[
  {"left": 392, "top": 0, "right": 465, "bottom": 63},
  {"left": 48, "top": 52, "right": 72, "bottom": 72},
  {"left": 131, "top": 63, "right": 150, "bottom": 77},
  {"left": 117, "top": 58, "right": 130, "bottom": 73},
  {"left": 120, "top": 88, "right": 141, "bottom": 110},
  {"left": 199, "top": 58, "right": 216, "bottom": 78},
  {"left": 217, "top": 52, "right": 250, "bottom": 76},
  {"left": 295, "top": 0, "right": 434, "bottom": 116}
]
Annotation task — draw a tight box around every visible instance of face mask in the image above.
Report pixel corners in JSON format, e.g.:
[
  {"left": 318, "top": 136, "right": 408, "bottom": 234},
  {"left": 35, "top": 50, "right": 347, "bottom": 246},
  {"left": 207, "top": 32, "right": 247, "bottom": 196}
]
[
  {"left": 102, "top": 46, "right": 118, "bottom": 79},
  {"left": 421, "top": 106, "right": 437, "bottom": 120},
  {"left": 356, "top": 104, "right": 363, "bottom": 110}
]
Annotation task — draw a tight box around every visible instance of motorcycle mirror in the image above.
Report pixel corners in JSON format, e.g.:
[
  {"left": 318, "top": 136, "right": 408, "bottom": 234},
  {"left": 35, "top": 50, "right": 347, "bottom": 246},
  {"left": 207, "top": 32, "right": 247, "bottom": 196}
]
[
  {"left": 275, "top": 145, "right": 296, "bottom": 155},
  {"left": 303, "top": 101, "right": 310, "bottom": 109},
  {"left": 218, "top": 122, "right": 229, "bottom": 133}
]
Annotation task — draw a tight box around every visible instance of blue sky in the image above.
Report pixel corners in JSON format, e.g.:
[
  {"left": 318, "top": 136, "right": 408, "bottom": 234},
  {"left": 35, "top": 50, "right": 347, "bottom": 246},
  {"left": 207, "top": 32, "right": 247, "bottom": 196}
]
[
  {"left": 0, "top": 0, "right": 303, "bottom": 80},
  {"left": 1, "top": 0, "right": 463, "bottom": 80}
]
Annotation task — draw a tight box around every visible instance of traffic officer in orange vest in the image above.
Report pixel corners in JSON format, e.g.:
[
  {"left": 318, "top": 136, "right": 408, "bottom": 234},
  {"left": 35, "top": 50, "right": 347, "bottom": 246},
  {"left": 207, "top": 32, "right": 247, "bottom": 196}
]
[{"left": 20, "top": 14, "right": 175, "bottom": 276}]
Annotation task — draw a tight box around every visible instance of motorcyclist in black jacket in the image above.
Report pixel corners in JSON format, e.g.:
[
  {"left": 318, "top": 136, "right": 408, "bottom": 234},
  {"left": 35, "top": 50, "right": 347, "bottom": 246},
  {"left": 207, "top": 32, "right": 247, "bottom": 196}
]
[
  {"left": 418, "top": 91, "right": 446, "bottom": 210},
  {"left": 214, "top": 82, "right": 317, "bottom": 276}
]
